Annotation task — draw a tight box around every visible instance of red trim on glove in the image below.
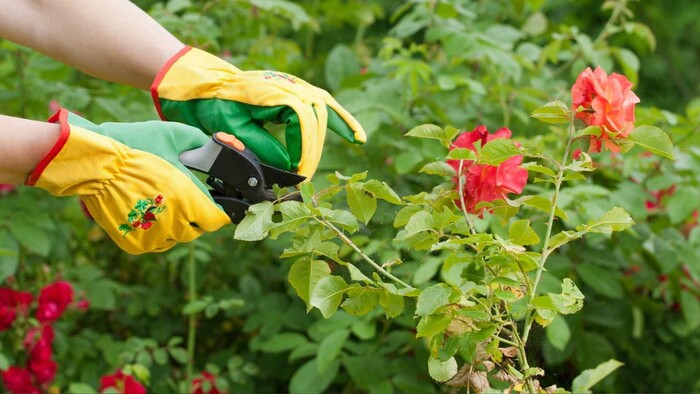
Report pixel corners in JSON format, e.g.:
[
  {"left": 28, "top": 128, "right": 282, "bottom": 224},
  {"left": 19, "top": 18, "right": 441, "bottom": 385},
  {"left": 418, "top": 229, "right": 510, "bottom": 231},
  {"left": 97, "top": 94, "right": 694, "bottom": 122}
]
[
  {"left": 151, "top": 45, "right": 192, "bottom": 120},
  {"left": 25, "top": 109, "right": 71, "bottom": 186}
]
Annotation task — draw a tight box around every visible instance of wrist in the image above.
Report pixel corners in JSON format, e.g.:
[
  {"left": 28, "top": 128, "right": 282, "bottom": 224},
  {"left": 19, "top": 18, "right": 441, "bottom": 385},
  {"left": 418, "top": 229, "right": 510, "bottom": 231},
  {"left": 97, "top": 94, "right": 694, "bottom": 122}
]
[{"left": 0, "top": 115, "right": 61, "bottom": 184}]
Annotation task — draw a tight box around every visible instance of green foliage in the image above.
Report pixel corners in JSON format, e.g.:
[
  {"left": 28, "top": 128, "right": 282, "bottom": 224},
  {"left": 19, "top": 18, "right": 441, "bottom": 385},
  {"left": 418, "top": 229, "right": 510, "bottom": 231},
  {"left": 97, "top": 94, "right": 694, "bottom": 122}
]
[{"left": 1, "top": 0, "right": 699, "bottom": 392}]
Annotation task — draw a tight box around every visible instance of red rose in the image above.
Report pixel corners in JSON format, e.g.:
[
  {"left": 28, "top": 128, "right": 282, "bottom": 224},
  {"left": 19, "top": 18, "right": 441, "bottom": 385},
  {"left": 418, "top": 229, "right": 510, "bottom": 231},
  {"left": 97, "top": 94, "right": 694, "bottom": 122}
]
[
  {"left": 447, "top": 126, "right": 528, "bottom": 214},
  {"left": 24, "top": 325, "right": 55, "bottom": 359},
  {"left": 99, "top": 370, "right": 147, "bottom": 394},
  {"left": 571, "top": 66, "right": 640, "bottom": 153},
  {"left": 140, "top": 221, "right": 153, "bottom": 230},
  {"left": 0, "top": 288, "right": 34, "bottom": 331},
  {"left": 1, "top": 366, "right": 41, "bottom": 394},
  {"left": 154, "top": 194, "right": 164, "bottom": 205},
  {"left": 143, "top": 211, "right": 156, "bottom": 221},
  {"left": 28, "top": 357, "right": 57, "bottom": 385},
  {"left": 36, "top": 281, "right": 74, "bottom": 323},
  {"left": 192, "top": 371, "right": 224, "bottom": 394}
]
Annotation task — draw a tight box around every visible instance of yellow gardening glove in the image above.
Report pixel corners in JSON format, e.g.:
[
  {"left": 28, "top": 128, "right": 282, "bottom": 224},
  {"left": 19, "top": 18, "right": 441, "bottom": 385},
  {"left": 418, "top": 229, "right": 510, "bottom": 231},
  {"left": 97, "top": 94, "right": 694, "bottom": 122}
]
[
  {"left": 26, "top": 109, "right": 231, "bottom": 254},
  {"left": 151, "top": 46, "right": 366, "bottom": 179}
]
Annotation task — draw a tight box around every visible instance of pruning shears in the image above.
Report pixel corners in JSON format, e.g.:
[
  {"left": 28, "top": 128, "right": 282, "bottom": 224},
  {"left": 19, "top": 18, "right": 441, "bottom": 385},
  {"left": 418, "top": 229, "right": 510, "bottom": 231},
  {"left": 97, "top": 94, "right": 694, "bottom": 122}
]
[{"left": 179, "top": 132, "right": 306, "bottom": 223}]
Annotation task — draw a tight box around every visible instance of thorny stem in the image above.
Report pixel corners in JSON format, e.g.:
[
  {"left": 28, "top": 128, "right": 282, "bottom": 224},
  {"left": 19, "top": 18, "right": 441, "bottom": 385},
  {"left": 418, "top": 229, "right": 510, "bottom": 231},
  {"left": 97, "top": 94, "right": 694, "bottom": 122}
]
[
  {"left": 315, "top": 216, "right": 414, "bottom": 290},
  {"left": 522, "top": 113, "right": 576, "bottom": 344}
]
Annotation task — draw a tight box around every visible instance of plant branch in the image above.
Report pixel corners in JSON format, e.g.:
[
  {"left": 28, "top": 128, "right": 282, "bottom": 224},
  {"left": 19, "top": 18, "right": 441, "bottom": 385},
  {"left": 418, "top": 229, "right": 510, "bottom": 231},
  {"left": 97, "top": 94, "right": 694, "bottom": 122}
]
[
  {"left": 315, "top": 216, "right": 414, "bottom": 290},
  {"left": 522, "top": 113, "right": 576, "bottom": 345}
]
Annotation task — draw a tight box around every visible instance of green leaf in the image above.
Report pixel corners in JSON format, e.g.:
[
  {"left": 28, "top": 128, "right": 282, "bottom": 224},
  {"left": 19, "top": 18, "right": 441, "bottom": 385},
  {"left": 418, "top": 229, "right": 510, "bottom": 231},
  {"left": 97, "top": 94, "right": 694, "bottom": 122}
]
[
  {"left": 584, "top": 206, "right": 634, "bottom": 235},
  {"left": 427, "top": 356, "right": 458, "bottom": 382},
  {"left": 415, "top": 284, "right": 453, "bottom": 316},
  {"left": 363, "top": 180, "right": 403, "bottom": 204},
  {"left": 405, "top": 124, "right": 457, "bottom": 147},
  {"left": 419, "top": 161, "right": 457, "bottom": 177},
  {"left": 531, "top": 100, "right": 571, "bottom": 124},
  {"left": 571, "top": 359, "right": 624, "bottom": 394},
  {"left": 446, "top": 148, "right": 478, "bottom": 161},
  {"left": 519, "top": 195, "right": 569, "bottom": 220},
  {"left": 522, "top": 163, "right": 556, "bottom": 177},
  {"left": 168, "top": 347, "right": 189, "bottom": 364},
  {"left": 547, "top": 230, "right": 580, "bottom": 253},
  {"left": 403, "top": 210, "right": 435, "bottom": 237},
  {"left": 546, "top": 315, "right": 571, "bottom": 351},
  {"left": 478, "top": 138, "right": 521, "bottom": 166},
  {"left": 258, "top": 333, "right": 309, "bottom": 353},
  {"left": 288, "top": 259, "right": 331, "bottom": 311},
  {"left": 347, "top": 184, "right": 377, "bottom": 224},
  {"left": 310, "top": 275, "right": 348, "bottom": 318},
  {"left": 378, "top": 291, "right": 405, "bottom": 318},
  {"left": 153, "top": 348, "right": 168, "bottom": 365},
  {"left": 681, "top": 291, "right": 700, "bottom": 330},
  {"left": 68, "top": 383, "right": 97, "bottom": 394},
  {"left": 577, "top": 264, "right": 623, "bottom": 299},
  {"left": 508, "top": 219, "right": 541, "bottom": 246},
  {"left": 416, "top": 314, "right": 452, "bottom": 338},
  {"left": 341, "top": 286, "right": 379, "bottom": 315},
  {"left": 268, "top": 201, "right": 314, "bottom": 237},
  {"left": 289, "top": 358, "right": 340, "bottom": 394},
  {"left": 667, "top": 187, "right": 700, "bottom": 224},
  {"left": 0, "top": 231, "right": 19, "bottom": 283},
  {"left": 628, "top": 125, "right": 675, "bottom": 160},
  {"left": 552, "top": 278, "right": 585, "bottom": 314},
  {"left": 325, "top": 44, "right": 360, "bottom": 91},
  {"left": 233, "top": 201, "right": 274, "bottom": 241},
  {"left": 317, "top": 329, "right": 350, "bottom": 373},
  {"left": 494, "top": 290, "right": 519, "bottom": 303},
  {"left": 9, "top": 219, "right": 50, "bottom": 257},
  {"left": 182, "top": 299, "right": 211, "bottom": 315},
  {"left": 318, "top": 207, "right": 359, "bottom": 233}
]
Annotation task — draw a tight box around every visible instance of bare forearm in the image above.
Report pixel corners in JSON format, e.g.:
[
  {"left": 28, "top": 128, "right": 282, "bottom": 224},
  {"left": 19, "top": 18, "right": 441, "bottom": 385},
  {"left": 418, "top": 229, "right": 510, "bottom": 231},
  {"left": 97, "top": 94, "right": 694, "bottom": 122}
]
[
  {"left": 0, "top": 115, "right": 60, "bottom": 184},
  {"left": 0, "top": 0, "right": 184, "bottom": 90}
]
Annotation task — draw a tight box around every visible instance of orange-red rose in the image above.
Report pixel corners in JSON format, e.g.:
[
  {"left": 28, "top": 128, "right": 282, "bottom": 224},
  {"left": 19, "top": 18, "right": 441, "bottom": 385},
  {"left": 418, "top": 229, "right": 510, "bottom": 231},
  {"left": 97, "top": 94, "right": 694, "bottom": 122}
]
[
  {"left": 447, "top": 125, "right": 528, "bottom": 214},
  {"left": 571, "top": 66, "right": 640, "bottom": 153}
]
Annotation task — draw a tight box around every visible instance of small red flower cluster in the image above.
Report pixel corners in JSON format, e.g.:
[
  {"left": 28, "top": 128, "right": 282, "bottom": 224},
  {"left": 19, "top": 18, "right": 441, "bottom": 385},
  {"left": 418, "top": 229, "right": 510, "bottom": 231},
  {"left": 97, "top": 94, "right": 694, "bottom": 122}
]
[
  {"left": 447, "top": 125, "right": 528, "bottom": 214},
  {"left": 192, "top": 371, "right": 224, "bottom": 394},
  {"left": 571, "top": 66, "right": 640, "bottom": 153},
  {"left": 0, "top": 281, "right": 79, "bottom": 394},
  {"left": 99, "top": 369, "right": 147, "bottom": 394}
]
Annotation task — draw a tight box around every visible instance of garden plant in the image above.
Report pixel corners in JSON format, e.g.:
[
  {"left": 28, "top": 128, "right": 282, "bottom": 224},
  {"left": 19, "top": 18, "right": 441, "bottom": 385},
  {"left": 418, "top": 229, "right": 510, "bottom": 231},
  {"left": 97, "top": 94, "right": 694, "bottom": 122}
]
[{"left": 1, "top": 0, "right": 699, "bottom": 393}]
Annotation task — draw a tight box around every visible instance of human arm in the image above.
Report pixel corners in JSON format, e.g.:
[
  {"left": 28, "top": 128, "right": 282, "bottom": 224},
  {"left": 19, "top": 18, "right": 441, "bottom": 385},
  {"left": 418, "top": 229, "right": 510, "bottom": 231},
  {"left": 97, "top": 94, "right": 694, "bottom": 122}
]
[
  {"left": 0, "top": 0, "right": 183, "bottom": 90},
  {"left": 0, "top": 115, "right": 60, "bottom": 184},
  {"left": 0, "top": 0, "right": 366, "bottom": 180}
]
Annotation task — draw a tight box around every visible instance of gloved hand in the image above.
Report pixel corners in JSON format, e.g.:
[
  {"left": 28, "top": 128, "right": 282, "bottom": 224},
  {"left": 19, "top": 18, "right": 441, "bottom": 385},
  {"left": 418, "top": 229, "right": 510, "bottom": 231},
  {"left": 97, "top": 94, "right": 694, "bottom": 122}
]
[
  {"left": 151, "top": 46, "right": 366, "bottom": 179},
  {"left": 25, "top": 109, "right": 231, "bottom": 254}
]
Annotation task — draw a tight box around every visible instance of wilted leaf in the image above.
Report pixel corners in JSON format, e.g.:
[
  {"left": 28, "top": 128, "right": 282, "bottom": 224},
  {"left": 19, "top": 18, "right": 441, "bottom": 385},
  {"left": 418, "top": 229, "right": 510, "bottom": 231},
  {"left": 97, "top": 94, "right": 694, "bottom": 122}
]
[{"left": 500, "top": 346, "right": 519, "bottom": 358}]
